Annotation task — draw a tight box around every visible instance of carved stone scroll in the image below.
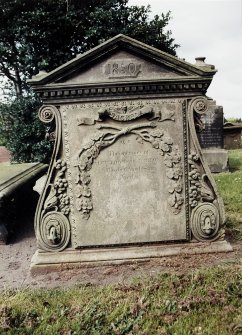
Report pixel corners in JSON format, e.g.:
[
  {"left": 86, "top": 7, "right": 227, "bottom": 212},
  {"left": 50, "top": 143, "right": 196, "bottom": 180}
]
[
  {"left": 38, "top": 211, "right": 71, "bottom": 252},
  {"left": 188, "top": 97, "right": 225, "bottom": 242},
  {"left": 35, "top": 105, "right": 71, "bottom": 252},
  {"left": 191, "top": 203, "right": 224, "bottom": 242}
]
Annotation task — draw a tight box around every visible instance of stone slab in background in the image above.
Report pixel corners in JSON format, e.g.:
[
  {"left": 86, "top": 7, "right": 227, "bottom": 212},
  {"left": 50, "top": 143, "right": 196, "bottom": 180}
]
[
  {"left": 198, "top": 101, "right": 224, "bottom": 149},
  {"left": 0, "top": 162, "right": 48, "bottom": 244},
  {"left": 197, "top": 101, "right": 228, "bottom": 172},
  {"left": 202, "top": 149, "right": 228, "bottom": 173}
]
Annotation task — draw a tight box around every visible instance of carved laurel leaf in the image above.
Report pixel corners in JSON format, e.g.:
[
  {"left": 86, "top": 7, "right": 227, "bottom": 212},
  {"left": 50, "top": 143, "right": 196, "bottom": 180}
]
[
  {"left": 44, "top": 185, "right": 58, "bottom": 210},
  {"left": 159, "top": 142, "right": 170, "bottom": 152},
  {"left": 174, "top": 181, "right": 183, "bottom": 193},
  {"left": 168, "top": 193, "right": 176, "bottom": 207},
  {"left": 150, "top": 129, "right": 164, "bottom": 138},
  {"left": 80, "top": 172, "right": 91, "bottom": 185},
  {"left": 74, "top": 171, "right": 80, "bottom": 184},
  {"left": 173, "top": 166, "right": 183, "bottom": 180},
  {"left": 166, "top": 168, "right": 175, "bottom": 179},
  {"left": 163, "top": 134, "right": 173, "bottom": 145},
  {"left": 82, "top": 186, "right": 91, "bottom": 197},
  {"left": 75, "top": 185, "right": 83, "bottom": 198},
  {"left": 170, "top": 145, "right": 181, "bottom": 163},
  {"left": 76, "top": 198, "right": 83, "bottom": 211},
  {"left": 152, "top": 139, "right": 160, "bottom": 149},
  {"left": 168, "top": 181, "right": 175, "bottom": 194},
  {"left": 164, "top": 155, "right": 173, "bottom": 168},
  {"left": 175, "top": 193, "right": 184, "bottom": 206}
]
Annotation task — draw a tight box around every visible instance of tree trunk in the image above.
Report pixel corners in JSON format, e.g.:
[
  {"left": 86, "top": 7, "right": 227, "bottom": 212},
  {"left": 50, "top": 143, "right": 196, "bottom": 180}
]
[{"left": 14, "top": 69, "right": 23, "bottom": 99}]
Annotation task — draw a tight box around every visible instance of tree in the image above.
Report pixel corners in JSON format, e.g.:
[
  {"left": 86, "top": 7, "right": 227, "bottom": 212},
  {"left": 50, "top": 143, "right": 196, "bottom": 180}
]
[
  {"left": 0, "top": 0, "right": 179, "bottom": 162},
  {"left": 0, "top": 97, "right": 52, "bottom": 162},
  {"left": 0, "top": 0, "right": 178, "bottom": 98}
]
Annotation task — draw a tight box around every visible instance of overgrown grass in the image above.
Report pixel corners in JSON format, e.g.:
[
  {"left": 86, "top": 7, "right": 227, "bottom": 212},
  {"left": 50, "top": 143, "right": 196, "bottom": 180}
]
[
  {"left": 0, "top": 267, "right": 241, "bottom": 335},
  {"left": 214, "top": 149, "right": 242, "bottom": 239}
]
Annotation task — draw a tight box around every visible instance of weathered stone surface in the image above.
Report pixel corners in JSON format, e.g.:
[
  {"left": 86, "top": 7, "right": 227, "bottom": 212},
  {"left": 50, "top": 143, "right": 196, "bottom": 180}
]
[
  {"left": 28, "top": 35, "right": 230, "bottom": 268},
  {"left": 61, "top": 100, "right": 186, "bottom": 246},
  {"left": 31, "top": 240, "right": 233, "bottom": 274},
  {"left": 202, "top": 149, "right": 228, "bottom": 173}
]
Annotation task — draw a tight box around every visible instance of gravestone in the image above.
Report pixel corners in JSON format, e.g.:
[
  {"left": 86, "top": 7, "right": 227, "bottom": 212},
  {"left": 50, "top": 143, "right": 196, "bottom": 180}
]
[
  {"left": 28, "top": 35, "right": 231, "bottom": 271},
  {"left": 197, "top": 100, "right": 228, "bottom": 172}
]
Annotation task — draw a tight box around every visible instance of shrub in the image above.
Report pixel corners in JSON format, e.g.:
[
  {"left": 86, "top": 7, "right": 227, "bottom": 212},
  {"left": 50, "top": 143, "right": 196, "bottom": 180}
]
[{"left": 0, "top": 96, "right": 52, "bottom": 163}]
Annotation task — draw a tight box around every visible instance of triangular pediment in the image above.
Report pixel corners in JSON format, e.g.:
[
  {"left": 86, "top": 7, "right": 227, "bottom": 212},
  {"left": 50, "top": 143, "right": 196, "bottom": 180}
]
[
  {"left": 56, "top": 50, "right": 187, "bottom": 85},
  {"left": 29, "top": 34, "right": 216, "bottom": 88}
]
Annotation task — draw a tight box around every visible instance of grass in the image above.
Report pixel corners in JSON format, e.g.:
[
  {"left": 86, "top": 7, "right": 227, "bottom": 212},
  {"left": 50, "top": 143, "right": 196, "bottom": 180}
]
[
  {"left": 214, "top": 149, "right": 242, "bottom": 239},
  {"left": 0, "top": 267, "right": 241, "bottom": 335},
  {"left": 0, "top": 149, "right": 242, "bottom": 335}
]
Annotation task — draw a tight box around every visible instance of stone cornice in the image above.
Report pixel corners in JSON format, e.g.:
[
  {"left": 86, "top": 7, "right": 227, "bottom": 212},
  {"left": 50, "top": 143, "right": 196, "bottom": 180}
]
[{"left": 34, "top": 78, "right": 211, "bottom": 102}]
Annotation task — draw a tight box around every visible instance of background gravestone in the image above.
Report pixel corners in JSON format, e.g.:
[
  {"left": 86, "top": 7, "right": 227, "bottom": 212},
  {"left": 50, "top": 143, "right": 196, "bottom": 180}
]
[
  {"left": 28, "top": 35, "right": 231, "bottom": 271},
  {"left": 197, "top": 100, "right": 228, "bottom": 172}
]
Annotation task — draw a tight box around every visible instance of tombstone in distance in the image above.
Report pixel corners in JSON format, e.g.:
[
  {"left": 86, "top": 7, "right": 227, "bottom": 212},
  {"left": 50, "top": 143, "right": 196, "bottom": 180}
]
[
  {"left": 197, "top": 99, "right": 228, "bottom": 172},
  {"left": 28, "top": 35, "right": 231, "bottom": 270}
]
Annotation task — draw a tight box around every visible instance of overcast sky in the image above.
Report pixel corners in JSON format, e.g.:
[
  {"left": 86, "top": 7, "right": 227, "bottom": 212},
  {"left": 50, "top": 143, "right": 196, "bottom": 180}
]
[{"left": 128, "top": 0, "right": 242, "bottom": 119}]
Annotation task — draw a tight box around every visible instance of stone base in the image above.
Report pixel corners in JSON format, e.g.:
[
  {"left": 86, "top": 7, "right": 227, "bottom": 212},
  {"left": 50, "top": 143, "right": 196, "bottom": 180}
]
[
  {"left": 202, "top": 149, "right": 228, "bottom": 173},
  {"left": 31, "top": 240, "right": 233, "bottom": 274}
]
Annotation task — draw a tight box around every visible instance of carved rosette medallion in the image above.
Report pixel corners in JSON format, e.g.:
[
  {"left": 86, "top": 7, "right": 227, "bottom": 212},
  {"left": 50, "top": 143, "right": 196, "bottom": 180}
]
[
  {"left": 193, "top": 99, "right": 208, "bottom": 114},
  {"left": 74, "top": 118, "right": 184, "bottom": 219},
  {"left": 191, "top": 97, "right": 208, "bottom": 132},
  {"left": 38, "top": 211, "right": 71, "bottom": 252},
  {"left": 38, "top": 105, "right": 56, "bottom": 123},
  {"left": 191, "top": 203, "right": 220, "bottom": 242}
]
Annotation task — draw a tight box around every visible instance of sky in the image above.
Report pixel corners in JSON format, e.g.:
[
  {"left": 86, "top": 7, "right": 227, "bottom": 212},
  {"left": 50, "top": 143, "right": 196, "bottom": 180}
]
[{"left": 128, "top": 0, "right": 242, "bottom": 119}]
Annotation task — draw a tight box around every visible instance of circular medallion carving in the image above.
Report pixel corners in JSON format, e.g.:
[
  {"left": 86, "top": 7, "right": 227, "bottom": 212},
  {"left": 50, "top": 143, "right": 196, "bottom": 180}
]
[
  {"left": 38, "top": 105, "right": 56, "bottom": 123},
  {"left": 38, "top": 212, "right": 71, "bottom": 251},
  {"left": 191, "top": 203, "right": 220, "bottom": 242},
  {"left": 193, "top": 98, "right": 208, "bottom": 114}
]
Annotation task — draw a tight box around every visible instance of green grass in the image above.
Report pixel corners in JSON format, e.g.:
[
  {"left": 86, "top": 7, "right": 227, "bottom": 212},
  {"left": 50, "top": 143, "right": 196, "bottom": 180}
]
[
  {"left": 227, "top": 149, "right": 242, "bottom": 171},
  {"left": 0, "top": 267, "right": 241, "bottom": 335},
  {"left": 214, "top": 149, "right": 242, "bottom": 239}
]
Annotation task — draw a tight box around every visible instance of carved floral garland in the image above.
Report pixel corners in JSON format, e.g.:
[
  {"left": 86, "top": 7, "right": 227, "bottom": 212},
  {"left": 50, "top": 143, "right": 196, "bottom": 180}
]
[
  {"left": 188, "top": 151, "right": 215, "bottom": 208},
  {"left": 74, "top": 122, "right": 184, "bottom": 219},
  {"left": 43, "top": 159, "right": 70, "bottom": 216}
]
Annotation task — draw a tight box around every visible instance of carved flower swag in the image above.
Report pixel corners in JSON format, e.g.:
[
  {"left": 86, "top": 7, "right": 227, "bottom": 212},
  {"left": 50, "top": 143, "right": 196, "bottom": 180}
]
[{"left": 74, "top": 122, "right": 184, "bottom": 219}]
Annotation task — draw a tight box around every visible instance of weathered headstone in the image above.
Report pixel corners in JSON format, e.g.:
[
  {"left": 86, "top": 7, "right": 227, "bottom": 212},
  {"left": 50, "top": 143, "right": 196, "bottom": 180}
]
[
  {"left": 28, "top": 35, "right": 231, "bottom": 271},
  {"left": 224, "top": 122, "right": 242, "bottom": 149},
  {"left": 197, "top": 100, "right": 228, "bottom": 172},
  {"left": 198, "top": 101, "right": 223, "bottom": 149}
]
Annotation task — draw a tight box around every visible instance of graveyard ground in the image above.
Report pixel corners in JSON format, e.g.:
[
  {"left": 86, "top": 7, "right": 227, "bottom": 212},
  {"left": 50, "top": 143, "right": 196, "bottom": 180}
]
[{"left": 0, "top": 149, "right": 241, "bottom": 334}]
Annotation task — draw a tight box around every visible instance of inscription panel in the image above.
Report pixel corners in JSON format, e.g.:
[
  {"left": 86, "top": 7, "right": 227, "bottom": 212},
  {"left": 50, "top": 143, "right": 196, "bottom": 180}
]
[{"left": 61, "top": 99, "right": 187, "bottom": 247}]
